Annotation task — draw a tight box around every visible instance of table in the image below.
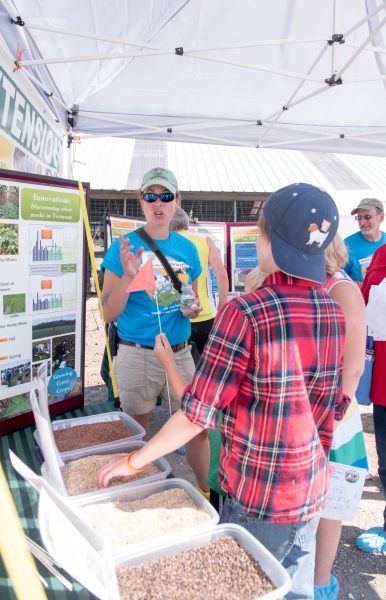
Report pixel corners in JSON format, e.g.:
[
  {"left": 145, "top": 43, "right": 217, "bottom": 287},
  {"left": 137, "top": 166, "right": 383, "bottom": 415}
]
[{"left": 0, "top": 403, "right": 114, "bottom": 599}]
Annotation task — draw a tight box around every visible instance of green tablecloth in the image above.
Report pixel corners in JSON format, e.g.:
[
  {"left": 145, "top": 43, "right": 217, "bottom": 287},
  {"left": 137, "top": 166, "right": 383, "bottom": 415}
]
[{"left": 0, "top": 403, "right": 115, "bottom": 600}]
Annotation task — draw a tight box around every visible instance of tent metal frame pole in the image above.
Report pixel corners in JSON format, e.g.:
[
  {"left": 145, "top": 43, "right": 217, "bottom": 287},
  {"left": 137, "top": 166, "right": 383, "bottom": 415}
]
[
  {"left": 340, "top": 127, "right": 386, "bottom": 139},
  {"left": 262, "top": 133, "right": 352, "bottom": 149},
  {"left": 19, "top": 68, "right": 68, "bottom": 113},
  {"left": 1, "top": 0, "right": 66, "bottom": 125},
  {"left": 259, "top": 44, "right": 330, "bottom": 143},
  {"left": 345, "top": 74, "right": 386, "bottom": 83},
  {"left": 345, "top": 42, "right": 386, "bottom": 56},
  {"left": 347, "top": 137, "right": 386, "bottom": 149},
  {"left": 26, "top": 22, "right": 332, "bottom": 52},
  {"left": 18, "top": 48, "right": 173, "bottom": 67},
  {"left": 331, "top": 0, "right": 337, "bottom": 74},
  {"left": 18, "top": 48, "right": 323, "bottom": 86},
  {"left": 182, "top": 53, "right": 322, "bottom": 83},
  {"left": 335, "top": 15, "right": 386, "bottom": 79},
  {"left": 343, "top": 0, "right": 386, "bottom": 38}
]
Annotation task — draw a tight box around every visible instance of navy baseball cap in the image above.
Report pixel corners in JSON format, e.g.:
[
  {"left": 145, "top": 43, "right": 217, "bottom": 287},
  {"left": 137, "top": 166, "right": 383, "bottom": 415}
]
[{"left": 263, "top": 183, "right": 339, "bottom": 284}]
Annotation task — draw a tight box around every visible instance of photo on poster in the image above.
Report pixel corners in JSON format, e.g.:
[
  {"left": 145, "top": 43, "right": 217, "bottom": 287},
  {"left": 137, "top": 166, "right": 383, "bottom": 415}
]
[
  {"left": 0, "top": 223, "right": 19, "bottom": 255},
  {"left": 1, "top": 360, "right": 31, "bottom": 389},
  {"left": 52, "top": 334, "right": 75, "bottom": 372},
  {"left": 0, "top": 184, "right": 19, "bottom": 219},
  {"left": 32, "top": 360, "right": 52, "bottom": 379},
  {"left": 3, "top": 293, "right": 26, "bottom": 316},
  {"left": 32, "top": 339, "right": 51, "bottom": 363},
  {"left": 32, "top": 314, "right": 76, "bottom": 340},
  {"left": 0, "top": 393, "right": 31, "bottom": 421}
]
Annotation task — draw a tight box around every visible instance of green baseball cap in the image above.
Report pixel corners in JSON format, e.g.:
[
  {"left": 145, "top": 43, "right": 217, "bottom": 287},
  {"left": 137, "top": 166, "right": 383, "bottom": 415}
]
[{"left": 140, "top": 167, "right": 178, "bottom": 195}]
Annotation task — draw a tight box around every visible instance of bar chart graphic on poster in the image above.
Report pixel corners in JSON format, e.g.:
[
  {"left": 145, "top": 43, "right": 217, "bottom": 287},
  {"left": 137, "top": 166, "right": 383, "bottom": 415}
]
[{"left": 29, "top": 225, "right": 78, "bottom": 264}]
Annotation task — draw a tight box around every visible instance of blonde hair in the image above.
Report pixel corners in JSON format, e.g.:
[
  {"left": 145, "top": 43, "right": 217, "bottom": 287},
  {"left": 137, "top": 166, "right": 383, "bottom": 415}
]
[
  {"left": 325, "top": 233, "right": 348, "bottom": 276},
  {"left": 245, "top": 267, "right": 268, "bottom": 292}
]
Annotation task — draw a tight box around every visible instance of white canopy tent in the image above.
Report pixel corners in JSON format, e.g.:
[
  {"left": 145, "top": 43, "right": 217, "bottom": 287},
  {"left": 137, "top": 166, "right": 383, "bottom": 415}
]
[{"left": 1, "top": 0, "right": 386, "bottom": 156}]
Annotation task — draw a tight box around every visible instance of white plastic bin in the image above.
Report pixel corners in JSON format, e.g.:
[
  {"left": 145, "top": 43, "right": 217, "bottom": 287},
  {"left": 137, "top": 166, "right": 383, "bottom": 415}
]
[
  {"left": 41, "top": 440, "right": 171, "bottom": 502},
  {"left": 74, "top": 477, "right": 219, "bottom": 559},
  {"left": 114, "top": 523, "right": 291, "bottom": 600},
  {"left": 34, "top": 411, "right": 145, "bottom": 459}
]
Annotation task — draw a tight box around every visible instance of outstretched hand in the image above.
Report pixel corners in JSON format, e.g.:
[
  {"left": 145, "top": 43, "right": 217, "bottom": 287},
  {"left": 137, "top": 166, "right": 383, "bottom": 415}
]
[
  {"left": 154, "top": 333, "right": 175, "bottom": 368},
  {"left": 98, "top": 455, "right": 132, "bottom": 488},
  {"left": 119, "top": 236, "right": 144, "bottom": 280}
]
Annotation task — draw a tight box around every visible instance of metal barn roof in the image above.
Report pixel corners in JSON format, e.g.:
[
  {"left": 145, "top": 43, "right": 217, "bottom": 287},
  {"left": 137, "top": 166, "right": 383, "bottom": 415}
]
[{"left": 72, "top": 138, "right": 386, "bottom": 202}]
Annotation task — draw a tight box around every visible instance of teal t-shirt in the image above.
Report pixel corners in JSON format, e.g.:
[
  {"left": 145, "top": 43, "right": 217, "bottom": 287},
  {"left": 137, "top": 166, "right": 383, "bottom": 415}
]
[
  {"left": 344, "top": 231, "right": 386, "bottom": 282},
  {"left": 102, "top": 229, "right": 202, "bottom": 346}
]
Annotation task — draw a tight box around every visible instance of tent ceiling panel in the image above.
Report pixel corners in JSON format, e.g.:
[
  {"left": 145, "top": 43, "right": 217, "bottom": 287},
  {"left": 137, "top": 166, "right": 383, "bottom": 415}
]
[{"left": 1, "top": 0, "right": 386, "bottom": 155}]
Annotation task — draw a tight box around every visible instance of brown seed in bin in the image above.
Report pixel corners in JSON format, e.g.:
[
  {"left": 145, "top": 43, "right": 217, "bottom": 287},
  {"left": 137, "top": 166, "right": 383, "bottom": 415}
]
[
  {"left": 117, "top": 536, "right": 276, "bottom": 599},
  {"left": 61, "top": 454, "right": 160, "bottom": 495},
  {"left": 53, "top": 421, "right": 132, "bottom": 452}
]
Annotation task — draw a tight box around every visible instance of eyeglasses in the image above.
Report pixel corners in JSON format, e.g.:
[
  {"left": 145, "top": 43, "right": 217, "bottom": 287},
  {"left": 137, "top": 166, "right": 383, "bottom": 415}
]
[
  {"left": 142, "top": 192, "right": 175, "bottom": 203},
  {"left": 355, "top": 215, "right": 373, "bottom": 221}
]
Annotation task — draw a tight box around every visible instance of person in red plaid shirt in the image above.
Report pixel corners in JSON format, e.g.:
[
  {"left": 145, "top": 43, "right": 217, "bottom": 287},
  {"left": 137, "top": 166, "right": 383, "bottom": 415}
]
[{"left": 99, "top": 183, "right": 350, "bottom": 600}]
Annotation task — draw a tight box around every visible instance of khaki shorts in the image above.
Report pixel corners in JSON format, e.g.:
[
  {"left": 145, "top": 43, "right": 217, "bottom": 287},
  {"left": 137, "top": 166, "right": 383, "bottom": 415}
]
[{"left": 114, "top": 343, "right": 195, "bottom": 415}]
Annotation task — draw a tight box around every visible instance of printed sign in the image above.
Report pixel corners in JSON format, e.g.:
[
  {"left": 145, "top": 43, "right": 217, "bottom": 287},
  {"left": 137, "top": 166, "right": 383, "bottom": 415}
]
[
  {"left": 229, "top": 225, "right": 259, "bottom": 292},
  {"left": 0, "top": 47, "right": 62, "bottom": 176},
  {"left": 321, "top": 462, "right": 367, "bottom": 521}
]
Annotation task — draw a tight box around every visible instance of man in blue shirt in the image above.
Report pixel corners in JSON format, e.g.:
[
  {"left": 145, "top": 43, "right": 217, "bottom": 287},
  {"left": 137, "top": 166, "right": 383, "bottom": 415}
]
[{"left": 344, "top": 198, "right": 385, "bottom": 285}]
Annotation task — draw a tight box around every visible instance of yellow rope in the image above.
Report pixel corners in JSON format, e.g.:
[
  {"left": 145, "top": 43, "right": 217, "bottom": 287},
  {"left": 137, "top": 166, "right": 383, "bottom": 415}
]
[{"left": 77, "top": 181, "right": 119, "bottom": 400}]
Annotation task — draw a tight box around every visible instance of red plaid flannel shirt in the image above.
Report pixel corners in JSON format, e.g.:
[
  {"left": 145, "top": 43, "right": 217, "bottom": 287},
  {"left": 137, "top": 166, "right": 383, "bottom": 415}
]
[{"left": 182, "top": 272, "right": 349, "bottom": 523}]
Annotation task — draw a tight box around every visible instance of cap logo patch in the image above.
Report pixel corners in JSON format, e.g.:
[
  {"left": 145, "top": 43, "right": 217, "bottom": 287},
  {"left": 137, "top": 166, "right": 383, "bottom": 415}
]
[{"left": 306, "top": 218, "right": 332, "bottom": 248}]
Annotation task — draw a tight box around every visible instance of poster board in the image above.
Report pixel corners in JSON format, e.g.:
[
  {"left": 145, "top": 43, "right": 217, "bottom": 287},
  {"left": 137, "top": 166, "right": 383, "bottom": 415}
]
[
  {"left": 0, "top": 168, "right": 87, "bottom": 434},
  {"left": 228, "top": 224, "right": 259, "bottom": 293},
  {"left": 105, "top": 214, "right": 145, "bottom": 250},
  {"left": 187, "top": 222, "right": 227, "bottom": 298}
]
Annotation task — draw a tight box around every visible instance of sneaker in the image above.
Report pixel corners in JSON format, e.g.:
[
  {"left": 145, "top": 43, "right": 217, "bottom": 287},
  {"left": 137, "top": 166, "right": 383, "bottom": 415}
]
[
  {"left": 314, "top": 575, "right": 339, "bottom": 600},
  {"left": 355, "top": 527, "right": 386, "bottom": 553}
]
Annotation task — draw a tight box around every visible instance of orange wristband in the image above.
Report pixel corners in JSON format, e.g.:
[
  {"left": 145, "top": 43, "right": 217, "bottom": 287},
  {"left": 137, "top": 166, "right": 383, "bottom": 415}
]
[{"left": 125, "top": 451, "right": 145, "bottom": 474}]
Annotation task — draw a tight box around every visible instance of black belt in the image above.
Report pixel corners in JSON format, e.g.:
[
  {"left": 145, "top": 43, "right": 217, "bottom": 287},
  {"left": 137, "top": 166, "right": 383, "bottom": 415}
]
[{"left": 118, "top": 339, "right": 188, "bottom": 353}]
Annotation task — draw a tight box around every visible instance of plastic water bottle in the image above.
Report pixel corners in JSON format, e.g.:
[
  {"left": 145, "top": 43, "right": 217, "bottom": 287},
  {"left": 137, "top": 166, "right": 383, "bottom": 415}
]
[{"left": 180, "top": 284, "right": 197, "bottom": 315}]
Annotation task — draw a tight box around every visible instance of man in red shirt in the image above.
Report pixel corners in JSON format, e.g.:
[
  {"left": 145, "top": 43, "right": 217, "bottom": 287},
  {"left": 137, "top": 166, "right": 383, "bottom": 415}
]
[
  {"left": 356, "top": 245, "right": 386, "bottom": 553},
  {"left": 99, "top": 183, "right": 349, "bottom": 600}
]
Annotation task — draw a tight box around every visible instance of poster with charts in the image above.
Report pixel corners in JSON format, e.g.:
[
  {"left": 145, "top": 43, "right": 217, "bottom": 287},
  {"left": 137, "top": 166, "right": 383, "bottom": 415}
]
[
  {"left": 0, "top": 169, "right": 87, "bottom": 434},
  {"left": 229, "top": 224, "right": 259, "bottom": 292}
]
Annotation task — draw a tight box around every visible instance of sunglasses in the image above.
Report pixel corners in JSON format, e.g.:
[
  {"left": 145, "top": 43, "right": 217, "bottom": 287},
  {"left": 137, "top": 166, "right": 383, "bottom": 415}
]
[
  {"left": 142, "top": 192, "right": 175, "bottom": 203},
  {"left": 355, "top": 215, "right": 373, "bottom": 221}
]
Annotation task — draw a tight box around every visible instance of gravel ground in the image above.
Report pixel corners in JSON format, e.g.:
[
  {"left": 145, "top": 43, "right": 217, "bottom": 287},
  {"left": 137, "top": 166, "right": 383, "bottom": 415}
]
[{"left": 84, "top": 295, "right": 385, "bottom": 600}]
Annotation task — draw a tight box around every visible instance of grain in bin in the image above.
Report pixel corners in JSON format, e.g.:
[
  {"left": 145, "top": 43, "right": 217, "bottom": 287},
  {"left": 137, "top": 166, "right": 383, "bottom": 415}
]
[
  {"left": 74, "top": 479, "right": 219, "bottom": 558},
  {"left": 41, "top": 440, "right": 171, "bottom": 502},
  {"left": 34, "top": 411, "right": 145, "bottom": 459}
]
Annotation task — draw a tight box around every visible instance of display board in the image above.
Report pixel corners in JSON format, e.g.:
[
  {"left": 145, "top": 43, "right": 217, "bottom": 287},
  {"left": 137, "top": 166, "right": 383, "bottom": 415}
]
[
  {"left": 228, "top": 224, "right": 259, "bottom": 293},
  {"left": 187, "top": 222, "right": 227, "bottom": 297},
  {"left": 105, "top": 214, "right": 145, "bottom": 249},
  {"left": 0, "top": 169, "right": 87, "bottom": 434}
]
